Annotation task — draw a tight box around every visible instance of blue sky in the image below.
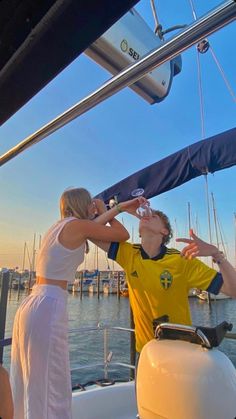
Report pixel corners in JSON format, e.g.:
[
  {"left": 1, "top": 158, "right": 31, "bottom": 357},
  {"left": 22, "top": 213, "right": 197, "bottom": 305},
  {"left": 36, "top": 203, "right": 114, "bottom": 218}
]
[{"left": 0, "top": 0, "right": 235, "bottom": 269}]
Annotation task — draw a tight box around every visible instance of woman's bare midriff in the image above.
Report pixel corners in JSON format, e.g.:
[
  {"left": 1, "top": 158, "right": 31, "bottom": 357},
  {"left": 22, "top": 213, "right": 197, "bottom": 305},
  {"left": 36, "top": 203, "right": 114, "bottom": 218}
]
[{"left": 36, "top": 277, "right": 68, "bottom": 290}]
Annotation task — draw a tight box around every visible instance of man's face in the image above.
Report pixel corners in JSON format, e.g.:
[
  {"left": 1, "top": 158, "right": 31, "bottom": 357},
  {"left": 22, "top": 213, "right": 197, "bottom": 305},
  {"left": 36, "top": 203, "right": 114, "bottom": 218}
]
[{"left": 139, "top": 214, "right": 168, "bottom": 237}]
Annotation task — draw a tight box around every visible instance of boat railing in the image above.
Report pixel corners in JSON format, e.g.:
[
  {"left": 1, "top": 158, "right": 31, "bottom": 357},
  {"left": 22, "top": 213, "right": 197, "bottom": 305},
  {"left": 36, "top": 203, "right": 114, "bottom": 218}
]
[
  {"left": 1, "top": 324, "right": 236, "bottom": 373},
  {"left": 68, "top": 324, "right": 236, "bottom": 376},
  {"left": 69, "top": 325, "right": 136, "bottom": 381},
  {"left": 1, "top": 269, "right": 236, "bottom": 371},
  {"left": 226, "top": 332, "right": 236, "bottom": 340}
]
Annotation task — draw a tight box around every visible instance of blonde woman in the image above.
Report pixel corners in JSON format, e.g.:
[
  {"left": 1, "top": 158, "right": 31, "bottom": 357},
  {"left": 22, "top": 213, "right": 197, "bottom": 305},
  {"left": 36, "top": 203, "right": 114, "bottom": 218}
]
[{"left": 10, "top": 188, "right": 146, "bottom": 419}]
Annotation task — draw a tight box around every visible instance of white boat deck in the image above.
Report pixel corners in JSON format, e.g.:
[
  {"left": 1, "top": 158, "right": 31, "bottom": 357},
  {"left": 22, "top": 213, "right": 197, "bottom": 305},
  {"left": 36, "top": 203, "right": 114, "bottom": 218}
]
[{"left": 72, "top": 381, "right": 137, "bottom": 419}]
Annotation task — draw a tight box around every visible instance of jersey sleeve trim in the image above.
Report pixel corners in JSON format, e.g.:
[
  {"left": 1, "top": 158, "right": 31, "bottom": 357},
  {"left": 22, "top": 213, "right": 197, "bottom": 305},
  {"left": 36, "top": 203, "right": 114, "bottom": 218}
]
[
  {"left": 206, "top": 272, "right": 223, "bottom": 295},
  {"left": 108, "top": 242, "right": 119, "bottom": 260}
]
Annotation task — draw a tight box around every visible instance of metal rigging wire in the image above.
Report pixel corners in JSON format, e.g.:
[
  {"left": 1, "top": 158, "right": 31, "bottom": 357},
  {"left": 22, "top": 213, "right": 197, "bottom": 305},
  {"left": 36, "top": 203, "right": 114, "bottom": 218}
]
[
  {"left": 188, "top": 0, "right": 213, "bottom": 255},
  {"left": 189, "top": 0, "right": 236, "bottom": 105},
  {"left": 188, "top": 0, "right": 235, "bottom": 247},
  {"left": 189, "top": 0, "right": 206, "bottom": 140},
  {"left": 188, "top": 0, "right": 235, "bottom": 309},
  {"left": 209, "top": 45, "right": 236, "bottom": 103}
]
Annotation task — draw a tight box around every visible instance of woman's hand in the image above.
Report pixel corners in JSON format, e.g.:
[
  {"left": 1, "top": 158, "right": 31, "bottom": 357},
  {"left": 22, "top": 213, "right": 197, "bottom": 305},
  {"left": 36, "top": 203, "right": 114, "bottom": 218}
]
[
  {"left": 176, "top": 229, "right": 219, "bottom": 259},
  {"left": 92, "top": 199, "right": 107, "bottom": 216},
  {"left": 120, "top": 197, "right": 149, "bottom": 217}
]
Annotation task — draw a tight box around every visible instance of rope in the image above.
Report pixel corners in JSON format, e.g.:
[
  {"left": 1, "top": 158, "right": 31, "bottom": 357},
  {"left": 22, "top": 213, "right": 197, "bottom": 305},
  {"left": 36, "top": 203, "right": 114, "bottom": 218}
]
[
  {"left": 189, "top": 0, "right": 235, "bottom": 105},
  {"left": 209, "top": 46, "right": 236, "bottom": 103},
  {"left": 188, "top": 0, "right": 234, "bottom": 255},
  {"left": 150, "top": 0, "right": 188, "bottom": 39},
  {"left": 204, "top": 174, "right": 212, "bottom": 245},
  {"left": 188, "top": 0, "right": 213, "bottom": 253},
  {"left": 188, "top": 0, "right": 197, "bottom": 21},
  {"left": 196, "top": 50, "right": 206, "bottom": 140},
  {"left": 188, "top": 0, "right": 206, "bottom": 140},
  {"left": 150, "top": 0, "right": 163, "bottom": 39},
  {"left": 72, "top": 378, "right": 121, "bottom": 392}
]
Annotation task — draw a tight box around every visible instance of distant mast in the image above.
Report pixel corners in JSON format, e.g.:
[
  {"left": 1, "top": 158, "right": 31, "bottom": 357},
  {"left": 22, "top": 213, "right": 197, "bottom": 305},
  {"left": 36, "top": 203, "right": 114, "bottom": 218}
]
[
  {"left": 211, "top": 193, "right": 227, "bottom": 257},
  {"left": 22, "top": 242, "right": 27, "bottom": 272},
  {"left": 187, "top": 202, "right": 191, "bottom": 233},
  {"left": 234, "top": 212, "right": 236, "bottom": 269},
  {"left": 32, "top": 233, "right": 36, "bottom": 274}
]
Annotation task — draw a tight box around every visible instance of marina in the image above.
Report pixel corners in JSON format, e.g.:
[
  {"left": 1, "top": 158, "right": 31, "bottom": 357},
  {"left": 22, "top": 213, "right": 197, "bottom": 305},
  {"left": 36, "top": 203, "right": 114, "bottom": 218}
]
[
  {"left": 5, "top": 269, "right": 126, "bottom": 297},
  {"left": 1, "top": 284, "right": 236, "bottom": 418},
  {"left": 2, "top": 288, "right": 236, "bottom": 384}
]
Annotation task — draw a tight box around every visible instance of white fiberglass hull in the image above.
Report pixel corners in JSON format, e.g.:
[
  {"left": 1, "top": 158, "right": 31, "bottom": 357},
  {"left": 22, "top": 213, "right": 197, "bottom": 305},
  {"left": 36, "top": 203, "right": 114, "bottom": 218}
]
[{"left": 72, "top": 381, "right": 137, "bottom": 419}]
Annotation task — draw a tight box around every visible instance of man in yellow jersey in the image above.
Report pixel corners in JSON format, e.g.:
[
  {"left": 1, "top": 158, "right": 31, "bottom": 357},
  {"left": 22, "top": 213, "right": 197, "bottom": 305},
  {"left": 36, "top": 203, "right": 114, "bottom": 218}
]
[{"left": 97, "top": 209, "right": 236, "bottom": 354}]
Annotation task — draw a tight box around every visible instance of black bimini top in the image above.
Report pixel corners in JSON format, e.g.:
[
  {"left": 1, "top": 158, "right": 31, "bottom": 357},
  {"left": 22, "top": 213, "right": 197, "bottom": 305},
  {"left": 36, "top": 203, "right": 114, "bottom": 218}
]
[{"left": 0, "top": 0, "right": 139, "bottom": 126}]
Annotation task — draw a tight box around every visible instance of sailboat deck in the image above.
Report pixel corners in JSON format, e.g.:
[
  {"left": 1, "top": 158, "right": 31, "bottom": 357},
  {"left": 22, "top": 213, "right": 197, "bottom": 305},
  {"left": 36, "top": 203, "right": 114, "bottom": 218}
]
[{"left": 72, "top": 381, "right": 137, "bottom": 419}]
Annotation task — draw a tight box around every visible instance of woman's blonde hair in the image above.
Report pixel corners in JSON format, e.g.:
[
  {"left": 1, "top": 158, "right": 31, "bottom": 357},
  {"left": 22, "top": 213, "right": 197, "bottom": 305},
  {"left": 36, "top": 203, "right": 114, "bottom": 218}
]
[{"left": 60, "top": 188, "right": 92, "bottom": 220}]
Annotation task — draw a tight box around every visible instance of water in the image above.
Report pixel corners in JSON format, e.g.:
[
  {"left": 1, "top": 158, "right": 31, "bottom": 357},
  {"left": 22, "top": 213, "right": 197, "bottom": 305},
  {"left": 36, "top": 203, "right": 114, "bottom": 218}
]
[{"left": 2, "top": 290, "right": 236, "bottom": 386}]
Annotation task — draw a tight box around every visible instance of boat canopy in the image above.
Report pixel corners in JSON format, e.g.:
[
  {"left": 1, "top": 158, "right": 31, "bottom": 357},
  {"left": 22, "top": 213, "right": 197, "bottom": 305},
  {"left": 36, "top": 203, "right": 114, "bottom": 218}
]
[
  {"left": 84, "top": 270, "right": 99, "bottom": 278},
  {"left": 0, "top": 0, "right": 139, "bottom": 126},
  {"left": 96, "top": 127, "right": 236, "bottom": 202}
]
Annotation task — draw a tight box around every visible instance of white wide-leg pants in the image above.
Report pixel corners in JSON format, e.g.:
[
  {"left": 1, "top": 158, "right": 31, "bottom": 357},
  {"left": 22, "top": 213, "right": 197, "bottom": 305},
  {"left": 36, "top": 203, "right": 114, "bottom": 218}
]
[{"left": 10, "top": 284, "right": 72, "bottom": 419}]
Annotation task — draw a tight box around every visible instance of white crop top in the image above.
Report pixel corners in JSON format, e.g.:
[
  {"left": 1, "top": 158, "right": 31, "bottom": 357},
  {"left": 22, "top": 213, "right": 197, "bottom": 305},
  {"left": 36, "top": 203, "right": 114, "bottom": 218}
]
[{"left": 36, "top": 217, "right": 85, "bottom": 283}]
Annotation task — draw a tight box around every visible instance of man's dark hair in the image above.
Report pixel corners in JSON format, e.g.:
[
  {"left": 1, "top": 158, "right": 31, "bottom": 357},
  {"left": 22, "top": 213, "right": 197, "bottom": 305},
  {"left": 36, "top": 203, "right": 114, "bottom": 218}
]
[{"left": 152, "top": 210, "right": 173, "bottom": 245}]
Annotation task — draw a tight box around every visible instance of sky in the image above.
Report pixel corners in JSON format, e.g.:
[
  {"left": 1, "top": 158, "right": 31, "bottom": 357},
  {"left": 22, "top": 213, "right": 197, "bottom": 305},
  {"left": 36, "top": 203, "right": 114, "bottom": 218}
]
[{"left": 0, "top": 0, "right": 235, "bottom": 270}]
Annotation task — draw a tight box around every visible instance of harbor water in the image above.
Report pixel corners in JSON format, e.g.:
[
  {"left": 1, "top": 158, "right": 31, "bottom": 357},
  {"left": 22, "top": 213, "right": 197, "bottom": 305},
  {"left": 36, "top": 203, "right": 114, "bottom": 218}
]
[{"left": 2, "top": 290, "right": 236, "bottom": 386}]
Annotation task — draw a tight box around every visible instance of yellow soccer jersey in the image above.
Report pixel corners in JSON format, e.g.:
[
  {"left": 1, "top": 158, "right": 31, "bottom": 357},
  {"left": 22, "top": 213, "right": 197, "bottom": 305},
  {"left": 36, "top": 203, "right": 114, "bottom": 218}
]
[{"left": 108, "top": 242, "right": 222, "bottom": 352}]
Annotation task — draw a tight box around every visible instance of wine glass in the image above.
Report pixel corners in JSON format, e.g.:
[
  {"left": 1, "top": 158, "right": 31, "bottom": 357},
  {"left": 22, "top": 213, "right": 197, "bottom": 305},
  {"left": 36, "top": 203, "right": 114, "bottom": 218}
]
[
  {"left": 131, "top": 188, "right": 152, "bottom": 217},
  {"left": 107, "top": 195, "right": 118, "bottom": 209}
]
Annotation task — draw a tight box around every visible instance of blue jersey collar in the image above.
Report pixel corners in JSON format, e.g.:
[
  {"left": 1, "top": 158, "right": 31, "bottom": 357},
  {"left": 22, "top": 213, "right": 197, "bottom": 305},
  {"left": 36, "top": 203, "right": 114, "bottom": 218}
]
[{"left": 140, "top": 244, "right": 167, "bottom": 260}]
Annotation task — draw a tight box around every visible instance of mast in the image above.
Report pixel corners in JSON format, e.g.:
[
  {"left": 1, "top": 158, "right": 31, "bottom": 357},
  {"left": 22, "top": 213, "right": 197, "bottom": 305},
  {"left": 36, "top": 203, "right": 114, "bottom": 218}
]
[
  {"left": 187, "top": 202, "right": 191, "bottom": 232},
  {"left": 174, "top": 218, "right": 179, "bottom": 248},
  {"left": 27, "top": 234, "right": 36, "bottom": 294},
  {"left": 211, "top": 193, "right": 220, "bottom": 249},
  {"left": 38, "top": 235, "right": 42, "bottom": 250},
  {"left": 31, "top": 233, "right": 36, "bottom": 274},
  {"left": 234, "top": 212, "right": 236, "bottom": 270},
  {"left": 84, "top": 252, "right": 87, "bottom": 271},
  {"left": 195, "top": 213, "right": 199, "bottom": 236},
  {"left": 22, "top": 242, "right": 27, "bottom": 272},
  {"left": 211, "top": 192, "right": 228, "bottom": 257}
]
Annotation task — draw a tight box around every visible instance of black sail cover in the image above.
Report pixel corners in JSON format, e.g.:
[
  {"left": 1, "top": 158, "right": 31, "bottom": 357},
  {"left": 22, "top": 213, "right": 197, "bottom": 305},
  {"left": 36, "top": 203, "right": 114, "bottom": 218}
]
[{"left": 95, "top": 127, "right": 236, "bottom": 203}]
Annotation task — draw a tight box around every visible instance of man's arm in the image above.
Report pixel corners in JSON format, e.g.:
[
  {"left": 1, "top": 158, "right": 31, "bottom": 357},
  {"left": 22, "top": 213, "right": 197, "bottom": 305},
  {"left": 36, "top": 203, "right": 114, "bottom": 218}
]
[
  {"left": 176, "top": 229, "right": 236, "bottom": 297},
  {"left": 210, "top": 252, "right": 236, "bottom": 297}
]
